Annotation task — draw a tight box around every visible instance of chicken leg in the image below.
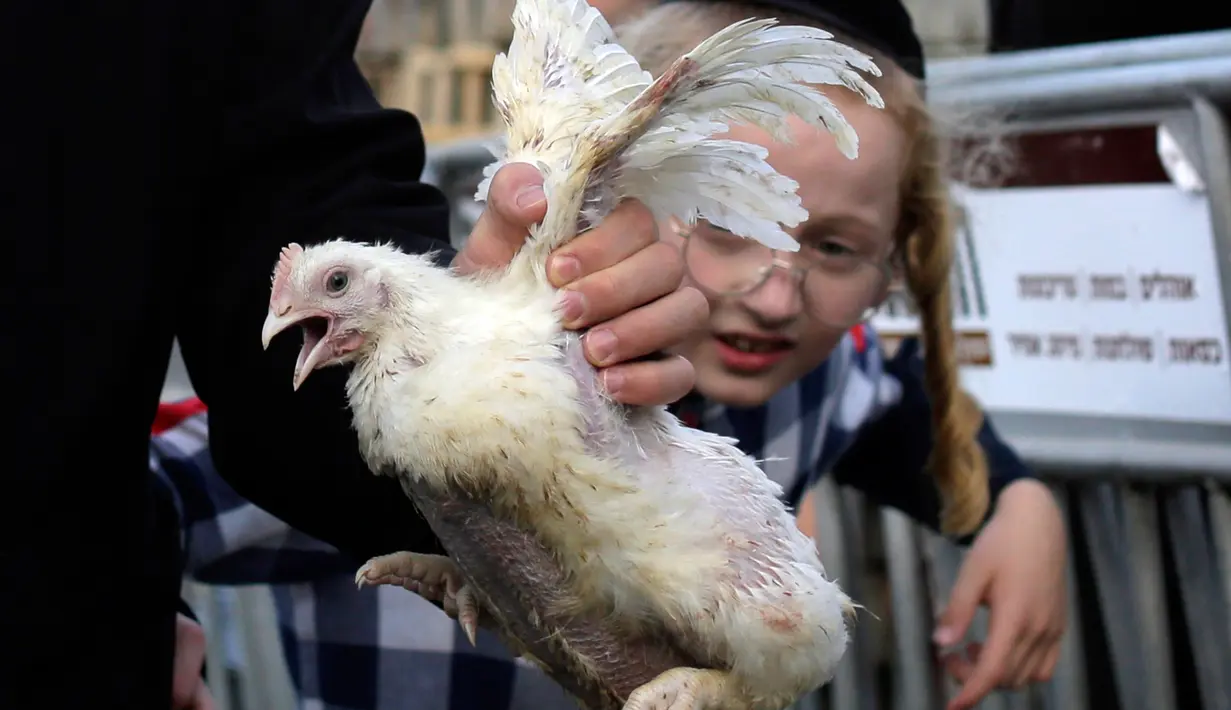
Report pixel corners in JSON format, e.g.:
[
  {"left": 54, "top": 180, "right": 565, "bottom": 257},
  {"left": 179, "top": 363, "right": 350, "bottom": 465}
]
[
  {"left": 623, "top": 668, "right": 744, "bottom": 710},
  {"left": 355, "top": 551, "right": 482, "bottom": 646}
]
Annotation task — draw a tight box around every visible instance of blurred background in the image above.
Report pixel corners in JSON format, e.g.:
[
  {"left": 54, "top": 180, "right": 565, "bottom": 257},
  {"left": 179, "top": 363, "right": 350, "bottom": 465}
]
[
  {"left": 351, "top": 0, "right": 990, "bottom": 143},
  {"left": 164, "top": 2, "right": 1231, "bottom": 709}
]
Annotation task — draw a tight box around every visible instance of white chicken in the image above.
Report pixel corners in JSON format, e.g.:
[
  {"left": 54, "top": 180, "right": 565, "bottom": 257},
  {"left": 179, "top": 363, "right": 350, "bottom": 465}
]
[{"left": 260, "top": 1, "right": 883, "bottom": 708}]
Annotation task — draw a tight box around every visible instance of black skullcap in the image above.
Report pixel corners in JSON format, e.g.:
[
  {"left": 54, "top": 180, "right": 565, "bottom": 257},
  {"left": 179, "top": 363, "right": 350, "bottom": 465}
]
[{"left": 659, "top": 0, "right": 926, "bottom": 79}]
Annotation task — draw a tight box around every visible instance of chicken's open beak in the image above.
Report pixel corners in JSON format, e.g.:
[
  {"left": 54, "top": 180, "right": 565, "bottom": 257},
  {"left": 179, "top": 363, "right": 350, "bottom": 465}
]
[
  {"left": 261, "top": 308, "right": 334, "bottom": 391},
  {"left": 262, "top": 310, "right": 298, "bottom": 351}
]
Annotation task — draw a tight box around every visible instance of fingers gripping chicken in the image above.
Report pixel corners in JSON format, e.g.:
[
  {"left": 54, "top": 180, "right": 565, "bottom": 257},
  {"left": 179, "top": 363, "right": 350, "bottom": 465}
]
[{"left": 261, "top": 1, "right": 882, "bottom": 708}]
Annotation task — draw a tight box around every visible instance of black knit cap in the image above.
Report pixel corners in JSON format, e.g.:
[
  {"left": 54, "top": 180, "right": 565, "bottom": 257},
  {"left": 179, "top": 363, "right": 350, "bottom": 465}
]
[{"left": 659, "top": 0, "right": 926, "bottom": 79}]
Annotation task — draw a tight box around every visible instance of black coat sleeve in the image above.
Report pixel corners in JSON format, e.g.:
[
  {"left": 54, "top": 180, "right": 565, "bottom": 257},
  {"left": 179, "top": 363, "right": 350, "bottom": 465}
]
[
  {"left": 830, "top": 337, "right": 1034, "bottom": 541},
  {"left": 175, "top": 0, "right": 454, "bottom": 564}
]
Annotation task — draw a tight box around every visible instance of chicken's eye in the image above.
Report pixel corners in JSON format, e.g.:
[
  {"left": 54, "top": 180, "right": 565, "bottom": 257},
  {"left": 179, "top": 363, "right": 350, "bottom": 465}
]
[{"left": 326, "top": 270, "right": 349, "bottom": 294}]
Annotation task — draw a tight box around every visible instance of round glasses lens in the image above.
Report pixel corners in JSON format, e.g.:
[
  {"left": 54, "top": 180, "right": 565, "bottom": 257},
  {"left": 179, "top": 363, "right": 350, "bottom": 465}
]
[
  {"left": 799, "top": 258, "right": 891, "bottom": 329},
  {"left": 680, "top": 219, "right": 893, "bottom": 330},
  {"left": 683, "top": 223, "right": 774, "bottom": 295}
]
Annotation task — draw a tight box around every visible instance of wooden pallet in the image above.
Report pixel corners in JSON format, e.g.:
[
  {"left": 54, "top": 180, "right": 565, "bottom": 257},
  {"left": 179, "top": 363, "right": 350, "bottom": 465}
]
[
  {"left": 381, "top": 42, "right": 503, "bottom": 144},
  {"left": 355, "top": 0, "right": 519, "bottom": 143}
]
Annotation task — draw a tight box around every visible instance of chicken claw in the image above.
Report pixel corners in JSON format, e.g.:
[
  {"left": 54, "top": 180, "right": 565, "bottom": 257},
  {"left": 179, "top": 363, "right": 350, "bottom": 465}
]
[
  {"left": 355, "top": 551, "right": 482, "bottom": 646},
  {"left": 623, "top": 667, "right": 736, "bottom": 710}
]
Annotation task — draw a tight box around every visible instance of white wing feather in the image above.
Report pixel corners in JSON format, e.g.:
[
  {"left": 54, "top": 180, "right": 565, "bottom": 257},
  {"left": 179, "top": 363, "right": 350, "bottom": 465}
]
[
  {"left": 612, "top": 19, "right": 883, "bottom": 252},
  {"left": 477, "top": 0, "right": 652, "bottom": 201},
  {"left": 476, "top": 0, "right": 883, "bottom": 255},
  {"left": 618, "top": 132, "right": 807, "bottom": 252}
]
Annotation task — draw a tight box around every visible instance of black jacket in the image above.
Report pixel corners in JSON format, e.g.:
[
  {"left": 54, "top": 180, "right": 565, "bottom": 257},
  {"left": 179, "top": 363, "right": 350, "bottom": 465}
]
[{"left": 2, "top": 1, "right": 452, "bottom": 707}]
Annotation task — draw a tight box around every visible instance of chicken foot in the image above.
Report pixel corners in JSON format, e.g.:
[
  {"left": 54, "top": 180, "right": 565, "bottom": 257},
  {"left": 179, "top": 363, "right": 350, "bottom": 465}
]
[
  {"left": 355, "top": 551, "right": 483, "bottom": 646},
  {"left": 624, "top": 668, "right": 745, "bottom": 710}
]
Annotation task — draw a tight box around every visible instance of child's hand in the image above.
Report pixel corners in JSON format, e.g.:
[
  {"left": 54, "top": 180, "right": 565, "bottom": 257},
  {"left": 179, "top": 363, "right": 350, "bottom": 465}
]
[
  {"left": 453, "top": 162, "right": 707, "bottom": 407},
  {"left": 933, "top": 479, "right": 1068, "bottom": 710}
]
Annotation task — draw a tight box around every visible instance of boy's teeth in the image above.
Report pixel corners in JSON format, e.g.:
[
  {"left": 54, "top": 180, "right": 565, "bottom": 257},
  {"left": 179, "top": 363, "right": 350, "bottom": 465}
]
[{"left": 727, "top": 337, "right": 779, "bottom": 353}]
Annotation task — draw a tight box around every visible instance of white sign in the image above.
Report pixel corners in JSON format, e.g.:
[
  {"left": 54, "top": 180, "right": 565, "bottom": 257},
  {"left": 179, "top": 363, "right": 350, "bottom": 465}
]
[{"left": 871, "top": 183, "right": 1231, "bottom": 425}]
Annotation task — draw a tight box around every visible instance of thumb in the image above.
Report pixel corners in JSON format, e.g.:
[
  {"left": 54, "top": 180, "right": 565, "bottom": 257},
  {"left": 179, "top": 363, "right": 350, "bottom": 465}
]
[
  {"left": 454, "top": 162, "right": 548, "bottom": 275},
  {"left": 933, "top": 555, "right": 990, "bottom": 648}
]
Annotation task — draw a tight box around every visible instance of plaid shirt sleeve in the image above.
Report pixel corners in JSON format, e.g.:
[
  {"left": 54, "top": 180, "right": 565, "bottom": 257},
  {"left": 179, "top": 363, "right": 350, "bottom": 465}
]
[
  {"left": 150, "top": 398, "right": 584, "bottom": 710},
  {"left": 828, "top": 331, "right": 1035, "bottom": 535},
  {"left": 149, "top": 398, "right": 353, "bottom": 585},
  {"left": 797, "top": 325, "right": 903, "bottom": 489}
]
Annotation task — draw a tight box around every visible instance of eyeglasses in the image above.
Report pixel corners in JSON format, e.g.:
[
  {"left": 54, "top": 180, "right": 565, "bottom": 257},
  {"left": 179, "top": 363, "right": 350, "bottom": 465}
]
[{"left": 671, "top": 217, "right": 894, "bottom": 330}]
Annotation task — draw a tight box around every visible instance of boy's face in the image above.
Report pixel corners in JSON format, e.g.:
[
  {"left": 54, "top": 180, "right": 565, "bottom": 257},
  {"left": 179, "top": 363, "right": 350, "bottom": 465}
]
[{"left": 663, "top": 93, "right": 907, "bottom": 408}]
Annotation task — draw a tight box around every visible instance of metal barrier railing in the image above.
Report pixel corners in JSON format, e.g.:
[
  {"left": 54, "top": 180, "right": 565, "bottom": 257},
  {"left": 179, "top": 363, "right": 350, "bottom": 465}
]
[
  {"left": 188, "top": 29, "right": 1231, "bottom": 710},
  {"left": 927, "top": 30, "right": 1231, "bottom": 85},
  {"left": 811, "top": 475, "right": 1231, "bottom": 710},
  {"left": 925, "top": 31, "right": 1231, "bottom": 115}
]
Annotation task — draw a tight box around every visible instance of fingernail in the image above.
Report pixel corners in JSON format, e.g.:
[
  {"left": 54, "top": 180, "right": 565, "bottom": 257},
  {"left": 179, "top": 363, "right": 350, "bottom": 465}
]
[
  {"left": 559, "top": 290, "right": 586, "bottom": 325},
  {"left": 516, "top": 184, "right": 545, "bottom": 208},
  {"left": 586, "top": 329, "right": 618, "bottom": 365},
  {"left": 602, "top": 368, "right": 625, "bottom": 395},
  {"left": 933, "top": 627, "right": 955, "bottom": 646},
  {"left": 549, "top": 255, "right": 581, "bottom": 286}
]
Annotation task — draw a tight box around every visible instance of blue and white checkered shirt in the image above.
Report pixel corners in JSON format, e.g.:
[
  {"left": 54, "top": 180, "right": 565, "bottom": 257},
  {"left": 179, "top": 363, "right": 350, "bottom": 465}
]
[{"left": 153, "top": 327, "right": 1028, "bottom": 710}]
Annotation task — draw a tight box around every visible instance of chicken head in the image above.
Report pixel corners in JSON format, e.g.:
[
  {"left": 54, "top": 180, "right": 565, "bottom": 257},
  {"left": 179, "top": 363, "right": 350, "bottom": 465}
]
[{"left": 260, "top": 241, "right": 389, "bottom": 390}]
